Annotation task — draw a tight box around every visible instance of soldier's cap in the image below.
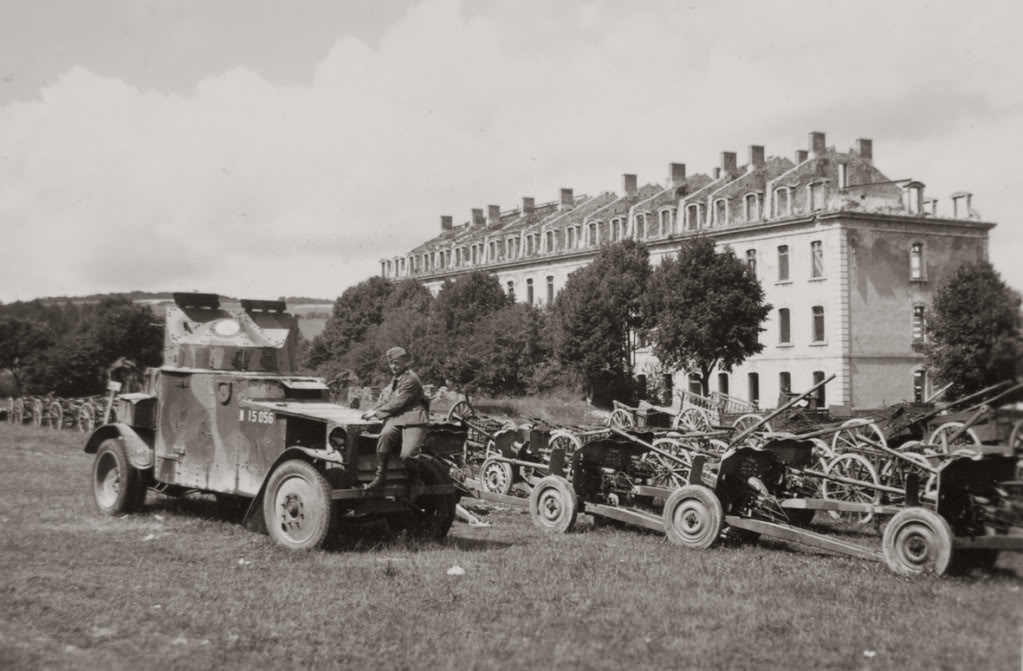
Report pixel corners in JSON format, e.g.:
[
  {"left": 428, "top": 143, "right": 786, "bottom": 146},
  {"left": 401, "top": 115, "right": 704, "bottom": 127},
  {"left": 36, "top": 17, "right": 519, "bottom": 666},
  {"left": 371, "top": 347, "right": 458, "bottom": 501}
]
[{"left": 386, "top": 347, "right": 409, "bottom": 361}]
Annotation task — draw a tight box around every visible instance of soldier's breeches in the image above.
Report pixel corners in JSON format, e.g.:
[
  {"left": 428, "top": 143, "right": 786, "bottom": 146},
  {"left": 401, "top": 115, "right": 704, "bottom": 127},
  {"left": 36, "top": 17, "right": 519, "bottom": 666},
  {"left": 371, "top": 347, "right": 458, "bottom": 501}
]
[{"left": 375, "top": 422, "right": 426, "bottom": 459}]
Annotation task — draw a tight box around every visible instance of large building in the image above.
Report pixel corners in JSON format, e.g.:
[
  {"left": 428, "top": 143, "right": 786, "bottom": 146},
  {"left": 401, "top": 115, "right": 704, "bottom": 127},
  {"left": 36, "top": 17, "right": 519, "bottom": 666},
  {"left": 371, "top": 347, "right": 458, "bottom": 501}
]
[{"left": 380, "top": 132, "right": 994, "bottom": 409}]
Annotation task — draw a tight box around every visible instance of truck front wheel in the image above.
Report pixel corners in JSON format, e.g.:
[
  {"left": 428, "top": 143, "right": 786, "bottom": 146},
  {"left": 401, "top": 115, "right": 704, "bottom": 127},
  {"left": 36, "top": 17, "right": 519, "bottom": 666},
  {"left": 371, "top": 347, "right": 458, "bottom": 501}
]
[
  {"left": 92, "top": 438, "right": 146, "bottom": 516},
  {"left": 263, "top": 460, "right": 335, "bottom": 551}
]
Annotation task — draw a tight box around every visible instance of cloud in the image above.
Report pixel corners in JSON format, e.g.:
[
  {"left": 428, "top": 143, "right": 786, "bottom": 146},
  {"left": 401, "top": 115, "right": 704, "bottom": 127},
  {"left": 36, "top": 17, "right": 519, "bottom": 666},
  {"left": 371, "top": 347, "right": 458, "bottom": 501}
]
[{"left": 1, "top": 0, "right": 1021, "bottom": 303}]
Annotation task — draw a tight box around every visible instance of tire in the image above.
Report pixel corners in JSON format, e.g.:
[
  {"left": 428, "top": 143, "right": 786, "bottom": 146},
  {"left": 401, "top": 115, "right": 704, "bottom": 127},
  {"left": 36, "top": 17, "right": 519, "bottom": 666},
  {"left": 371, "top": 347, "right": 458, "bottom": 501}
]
[
  {"left": 928, "top": 422, "right": 981, "bottom": 456},
  {"left": 79, "top": 403, "right": 96, "bottom": 434},
  {"left": 662, "top": 484, "right": 724, "bottom": 549},
  {"left": 480, "top": 458, "right": 515, "bottom": 495},
  {"left": 882, "top": 507, "right": 954, "bottom": 576},
  {"left": 48, "top": 402, "right": 63, "bottom": 431},
  {"left": 529, "top": 475, "right": 578, "bottom": 534},
  {"left": 678, "top": 408, "right": 712, "bottom": 432},
  {"left": 608, "top": 409, "right": 635, "bottom": 429},
  {"left": 263, "top": 460, "right": 335, "bottom": 551},
  {"left": 409, "top": 459, "right": 458, "bottom": 541},
  {"left": 92, "top": 438, "right": 146, "bottom": 516},
  {"left": 447, "top": 400, "right": 475, "bottom": 423},
  {"left": 831, "top": 419, "right": 887, "bottom": 454}
]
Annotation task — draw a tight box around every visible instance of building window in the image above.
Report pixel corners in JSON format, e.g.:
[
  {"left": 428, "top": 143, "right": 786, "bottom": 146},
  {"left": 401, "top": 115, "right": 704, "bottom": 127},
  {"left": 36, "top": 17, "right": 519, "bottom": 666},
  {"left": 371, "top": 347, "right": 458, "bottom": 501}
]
[
  {"left": 813, "top": 371, "right": 826, "bottom": 406},
  {"left": 611, "top": 220, "right": 620, "bottom": 242},
  {"left": 838, "top": 163, "right": 848, "bottom": 189},
  {"left": 810, "top": 241, "right": 823, "bottom": 278},
  {"left": 779, "top": 371, "right": 791, "bottom": 393},
  {"left": 526, "top": 278, "right": 534, "bottom": 305},
  {"left": 686, "top": 204, "right": 702, "bottom": 230},
  {"left": 744, "top": 193, "right": 760, "bottom": 221},
  {"left": 507, "top": 281, "right": 515, "bottom": 302},
  {"left": 779, "top": 308, "right": 791, "bottom": 344},
  {"left": 718, "top": 373, "right": 729, "bottom": 396},
  {"left": 774, "top": 188, "right": 790, "bottom": 217},
  {"left": 910, "top": 242, "right": 924, "bottom": 280},
  {"left": 566, "top": 228, "right": 575, "bottom": 249},
  {"left": 588, "top": 223, "right": 598, "bottom": 246},
  {"left": 746, "top": 249, "right": 757, "bottom": 275},
  {"left": 546, "top": 276, "right": 554, "bottom": 304},
  {"left": 778, "top": 245, "right": 790, "bottom": 281},
  {"left": 913, "top": 369, "right": 927, "bottom": 403},
  {"left": 545, "top": 231, "right": 554, "bottom": 252},
  {"left": 713, "top": 199, "right": 727, "bottom": 226},
  {"left": 470, "top": 246, "right": 478, "bottom": 265},
  {"left": 906, "top": 184, "right": 923, "bottom": 214},
  {"left": 812, "top": 306, "right": 825, "bottom": 342},
  {"left": 809, "top": 182, "right": 825, "bottom": 212},
  {"left": 748, "top": 373, "right": 760, "bottom": 406},
  {"left": 634, "top": 214, "right": 645, "bottom": 240},
  {"left": 912, "top": 305, "right": 926, "bottom": 344},
  {"left": 660, "top": 210, "right": 672, "bottom": 236},
  {"left": 488, "top": 242, "right": 496, "bottom": 261}
]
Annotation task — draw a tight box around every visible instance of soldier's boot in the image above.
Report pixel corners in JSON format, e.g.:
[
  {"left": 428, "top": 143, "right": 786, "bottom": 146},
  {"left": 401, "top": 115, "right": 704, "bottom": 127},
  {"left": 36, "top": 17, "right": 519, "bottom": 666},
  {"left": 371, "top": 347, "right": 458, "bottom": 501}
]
[
  {"left": 363, "top": 452, "right": 390, "bottom": 491},
  {"left": 403, "top": 457, "right": 421, "bottom": 489}
]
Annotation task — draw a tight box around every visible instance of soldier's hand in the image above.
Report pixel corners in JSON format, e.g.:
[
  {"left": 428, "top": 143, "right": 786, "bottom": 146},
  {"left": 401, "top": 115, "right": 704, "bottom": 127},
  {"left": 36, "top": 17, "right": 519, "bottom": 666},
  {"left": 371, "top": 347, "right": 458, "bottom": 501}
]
[{"left": 361, "top": 410, "right": 376, "bottom": 420}]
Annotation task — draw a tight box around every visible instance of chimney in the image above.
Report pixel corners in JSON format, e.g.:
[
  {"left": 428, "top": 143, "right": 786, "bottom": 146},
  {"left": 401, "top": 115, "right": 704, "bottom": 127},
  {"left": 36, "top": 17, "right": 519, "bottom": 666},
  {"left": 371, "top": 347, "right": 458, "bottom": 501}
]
[
  {"left": 522, "top": 197, "right": 535, "bottom": 215},
  {"left": 441, "top": 215, "right": 453, "bottom": 231},
  {"left": 622, "top": 174, "right": 638, "bottom": 198},
  {"left": 668, "top": 163, "right": 686, "bottom": 188},
  {"left": 721, "top": 151, "right": 737, "bottom": 176},
  {"left": 795, "top": 149, "right": 809, "bottom": 164},
  {"left": 560, "top": 188, "right": 574, "bottom": 210},
  {"left": 713, "top": 167, "right": 721, "bottom": 180},
  {"left": 809, "top": 131, "right": 826, "bottom": 158},
  {"left": 471, "top": 208, "right": 485, "bottom": 226},
  {"left": 487, "top": 204, "right": 501, "bottom": 226},
  {"left": 749, "top": 145, "right": 765, "bottom": 170},
  {"left": 856, "top": 138, "right": 873, "bottom": 162}
]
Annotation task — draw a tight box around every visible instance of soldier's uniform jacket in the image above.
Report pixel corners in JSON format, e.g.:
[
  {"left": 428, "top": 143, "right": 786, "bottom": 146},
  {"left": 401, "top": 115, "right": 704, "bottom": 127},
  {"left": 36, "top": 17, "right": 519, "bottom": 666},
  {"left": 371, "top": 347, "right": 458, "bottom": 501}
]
[{"left": 373, "top": 369, "right": 430, "bottom": 426}]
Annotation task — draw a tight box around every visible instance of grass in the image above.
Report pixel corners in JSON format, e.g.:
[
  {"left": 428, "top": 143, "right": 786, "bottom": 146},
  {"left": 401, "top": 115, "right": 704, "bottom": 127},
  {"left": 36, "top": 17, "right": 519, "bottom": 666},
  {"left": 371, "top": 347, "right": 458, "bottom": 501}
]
[{"left": 0, "top": 424, "right": 1021, "bottom": 670}]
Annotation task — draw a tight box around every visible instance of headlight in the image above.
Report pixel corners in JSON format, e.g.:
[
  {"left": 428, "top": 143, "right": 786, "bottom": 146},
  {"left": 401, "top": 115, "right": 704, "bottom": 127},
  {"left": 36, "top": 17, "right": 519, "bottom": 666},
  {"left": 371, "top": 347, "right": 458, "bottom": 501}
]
[{"left": 328, "top": 428, "right": 347, "bottom": 450}]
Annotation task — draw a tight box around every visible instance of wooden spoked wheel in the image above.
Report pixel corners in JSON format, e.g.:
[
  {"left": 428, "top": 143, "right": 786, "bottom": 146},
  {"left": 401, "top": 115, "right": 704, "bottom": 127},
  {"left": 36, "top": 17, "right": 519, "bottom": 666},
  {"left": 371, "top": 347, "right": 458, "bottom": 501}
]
[
  {"left": 821, "top": 453, "right": 881, "bottom": 525},
  {"left": 831, "top": 419, "right": 887, "bottom": 454}
]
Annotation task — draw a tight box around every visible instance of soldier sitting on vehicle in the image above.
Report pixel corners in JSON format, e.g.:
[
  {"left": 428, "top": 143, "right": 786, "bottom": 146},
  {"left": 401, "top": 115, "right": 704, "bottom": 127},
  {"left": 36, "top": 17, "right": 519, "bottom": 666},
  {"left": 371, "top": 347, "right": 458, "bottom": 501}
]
[{"left": 360, "top": 347, "right": 430, "bottom": 491}]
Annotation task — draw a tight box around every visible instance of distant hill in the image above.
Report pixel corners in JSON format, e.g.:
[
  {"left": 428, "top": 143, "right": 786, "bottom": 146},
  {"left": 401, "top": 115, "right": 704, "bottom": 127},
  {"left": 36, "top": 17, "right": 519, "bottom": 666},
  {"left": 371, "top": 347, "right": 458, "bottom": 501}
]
[{"left": 29, "top": 291, "right": 333, "bottom": 305}]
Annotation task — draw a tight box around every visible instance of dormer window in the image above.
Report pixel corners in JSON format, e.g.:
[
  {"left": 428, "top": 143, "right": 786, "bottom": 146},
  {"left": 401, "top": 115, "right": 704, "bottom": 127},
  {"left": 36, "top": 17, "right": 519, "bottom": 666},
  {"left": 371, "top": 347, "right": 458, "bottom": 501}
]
[
  {"left": 566, "top": 228, "right": 575, "bottom": 249},
  {"left": 713, "top": 199, "right": 728, "bottom": 226},
  {"left": 904, "top": 182, "right": 925, "bottom": 214},
  {"left": 611, "top": 220, "right": 620, "bottom": 242},
  {"left": 774, "top": 187, "right": 790, "bottom": 217},
  {"left": 838, "top": 163, "right": 849, "bottom": 189},
  {"left": 545, "top": 230, "right": 554, "bottom": 252},
  {"left": 808, "top": 181, "right": 826, "bottom": 212},
  {"left": 659, "top": 209, "right": 673, "bottom": 236},
  {"left": 743, "top": 193, "right": 762, "bottom": 221},
  {"left": 634, "top": 214, "right": 645, "bottom": 240},
  {"left": 588, "top": 223, "right": 598, "bottom": 246},
  {"left": 686, "top": 203, "right": 703, "bottom": 230}
]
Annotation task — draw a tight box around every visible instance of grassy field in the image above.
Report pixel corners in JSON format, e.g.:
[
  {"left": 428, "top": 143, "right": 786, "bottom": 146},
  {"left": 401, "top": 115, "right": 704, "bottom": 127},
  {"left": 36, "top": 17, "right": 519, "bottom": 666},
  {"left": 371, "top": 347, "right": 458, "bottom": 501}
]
[{"left": 0, "top": 425, "right": 1020, "bottom": 671}]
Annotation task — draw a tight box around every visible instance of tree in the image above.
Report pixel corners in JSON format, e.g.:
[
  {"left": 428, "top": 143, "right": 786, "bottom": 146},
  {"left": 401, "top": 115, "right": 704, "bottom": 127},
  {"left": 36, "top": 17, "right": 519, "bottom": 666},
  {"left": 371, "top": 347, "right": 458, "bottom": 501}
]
[
  {"left": 644, "top": 237, "right": 771, "bottom": 395},
  {"left": 85, "top": 297, "right": 164, "bottom": 367},
  {"left": 926, "top": 260, "right": 1023, "bottom": 398},
  {"left": 313, "top": 277, "right": 395, "bottom": 361},
  {"left": 0, "top": 317, "right": 56, "bottom": 394},
  {"left": 456, "top": 304, "right": 550, "bottom": 396},
  {"left": 552, "top": 240, "right": 651, "bottom": 402}
]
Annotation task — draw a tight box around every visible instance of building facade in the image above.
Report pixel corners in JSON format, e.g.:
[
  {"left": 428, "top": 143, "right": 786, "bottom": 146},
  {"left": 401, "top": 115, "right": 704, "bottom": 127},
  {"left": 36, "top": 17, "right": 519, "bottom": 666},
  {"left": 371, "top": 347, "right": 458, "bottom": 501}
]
[{"left": 381, "top": 132, "right": 994, "bottom": 409}]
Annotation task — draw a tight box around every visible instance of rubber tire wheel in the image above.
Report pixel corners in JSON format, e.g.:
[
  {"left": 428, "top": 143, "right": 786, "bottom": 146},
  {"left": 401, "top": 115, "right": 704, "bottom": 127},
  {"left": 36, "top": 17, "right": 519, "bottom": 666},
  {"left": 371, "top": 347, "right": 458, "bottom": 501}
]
[
  {"left": 663, "top": 484, "right": 724, "bottom": 549},
  {"left": 529, "top": 475, "right": 578, "bottom": 534},
  {"left": 92, "top": 438, "right": 146, "bottom": 516},
  {"left": 480, "top": 458, "right": 515, "bottom": 495},
  {"left": 409, "top": 459, "right": 458, "bottom": 541},
  {"left": 263, "top": 460, "right": 335, "bottom": 551},
  {"left": 882, "top": 507, "right": 954, "bottom": 576}
]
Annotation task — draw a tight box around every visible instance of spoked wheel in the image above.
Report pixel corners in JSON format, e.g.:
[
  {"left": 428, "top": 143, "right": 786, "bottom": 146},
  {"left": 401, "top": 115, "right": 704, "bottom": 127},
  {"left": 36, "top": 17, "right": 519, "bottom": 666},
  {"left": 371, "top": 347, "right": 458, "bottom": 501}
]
[
  {"left": 78, "top": 403, "right": 96, "bottom": 433},
  {"left": 31, "top": 399, "right": 43, "bottom": 427},
  {"left": 480, "top": 458, "right": 515, "bottom": 495},
  {"left": 880, "top": 451, "right": 935, "bottom": 503},
  {"left": 676, "top": 408, "right": 712, "bottom": 432},
  {"left": 643, "top": 442, "right": 692, "bottom": 489},
  {"left": 529, "top": 475, "right": 577, "bottom": 534},
  {"left": 732, "top": 413, "right": 771, "bottom": 435},
  {"left": 262, "top": 459, "right": 335, "bottom": 551},
  {"left": 882, "top": 507, "right": 954, "bottom": 576},
  {"left": 547, "top": 431, "right": 583, "bottom": 476},
  {"left": 663, "top": 485, "right": 724, "bottom": 549},
  {"left": 822, "top": 453, "right": 881, "bottom": 525},
  {"left": 608, "top": 409, "right": 635, "bottom": 429},
  {"left": 831, "top": 419, "right": 887, "bottom": 454},
  {"left": 92, "top": 438, "right": 146, "bottom": 515},
  {"left": 447, "top": 399, "right": 475, "bottom": 423},
  {"left": 13, "top": 398, "right": 24, "bottom": 424},
  {"left": 48, "top": 402, "right": 64, "bottom": 431},
  {"left": 928, "top": 422, "right": 981, "bottom": 456},
  {"left": 6, "top": 398, "right": 13, "bottom": 424}
]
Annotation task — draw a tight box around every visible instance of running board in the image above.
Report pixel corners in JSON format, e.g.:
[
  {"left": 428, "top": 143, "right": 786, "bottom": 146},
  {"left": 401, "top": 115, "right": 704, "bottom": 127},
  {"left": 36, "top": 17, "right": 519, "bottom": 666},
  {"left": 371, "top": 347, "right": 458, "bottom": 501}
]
[{"left": 725, "top": 516, "right": 884, "bottom": 563}]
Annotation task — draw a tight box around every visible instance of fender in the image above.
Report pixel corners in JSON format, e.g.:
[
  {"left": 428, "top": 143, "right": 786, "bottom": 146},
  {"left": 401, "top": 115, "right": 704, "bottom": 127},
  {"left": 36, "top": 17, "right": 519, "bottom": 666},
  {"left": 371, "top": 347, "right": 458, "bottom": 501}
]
[
  {"left": 241, "top": 446, "right": 345, "bottom": 534},
  {"left": 84, "top": 423, "right": 154, "bottom": 470}
]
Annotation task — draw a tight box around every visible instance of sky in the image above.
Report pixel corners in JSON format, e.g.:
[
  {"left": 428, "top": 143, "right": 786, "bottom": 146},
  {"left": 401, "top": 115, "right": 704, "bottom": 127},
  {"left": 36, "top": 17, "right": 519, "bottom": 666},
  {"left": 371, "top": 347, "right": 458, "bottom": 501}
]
[{"left": 0, "top": 0, "right": 1021, "bottom": 303}]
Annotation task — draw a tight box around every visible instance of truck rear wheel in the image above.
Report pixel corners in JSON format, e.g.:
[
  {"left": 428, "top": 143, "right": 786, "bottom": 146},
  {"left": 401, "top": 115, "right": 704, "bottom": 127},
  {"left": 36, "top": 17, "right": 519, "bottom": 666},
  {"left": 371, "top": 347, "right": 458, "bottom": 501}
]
[
  {"left": 263, "top": 460, "right": 335, "bottom": 551},
  {"left": 409, "top": 459, "right": 457, "bottom": 541},
  {"left": 92, "top": 438, "right": 146, "bottom": 515}
]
